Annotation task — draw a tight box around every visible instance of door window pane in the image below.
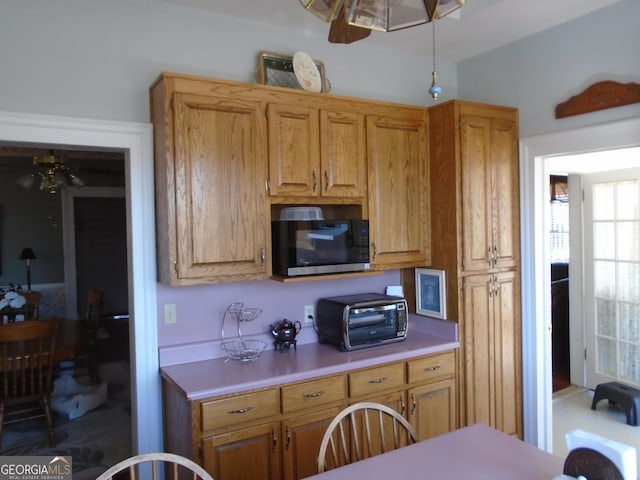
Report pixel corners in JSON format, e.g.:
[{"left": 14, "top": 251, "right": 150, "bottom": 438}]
[
  {"left": 620, "top": 302, "right": 640, "bottom": 342},
  {"left": 594, "top": 261, "right": 615, "bottom": 298},
  {"left": 594, "top": 183, "right": 615, "bottom": 220},
  {"left": 617, "top": 181, "right": 639, "bottom": 220}
]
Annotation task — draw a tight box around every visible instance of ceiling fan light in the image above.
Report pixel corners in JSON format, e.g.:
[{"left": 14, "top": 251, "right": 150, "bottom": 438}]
[
  {"left": 53, "top": 171, "right": 67, "bottom": 186},
  {"left": 347, "top": 0, "right": 439, "bottom": 33},
  {"left": 18, "top": 151, "right": 89, "bottom": 193},
  {"left": 17, "top": 173, "right": 36, "bottom": 189},
  {"left": 68, "top": 173, "right": 85, "bottom": 186},
  {"left": 300, "top": 0, "right": 345, "bottom": 22}
]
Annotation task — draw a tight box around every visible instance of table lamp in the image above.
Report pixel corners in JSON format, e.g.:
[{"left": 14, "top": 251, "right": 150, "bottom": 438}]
[{"left": 19, "top": 247, "right": 36, "bottom": 291}]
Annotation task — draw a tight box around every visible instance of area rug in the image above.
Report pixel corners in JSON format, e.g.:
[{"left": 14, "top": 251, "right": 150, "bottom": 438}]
[{"left": 0, "top": 361, "right": 132, "bottom": 479}]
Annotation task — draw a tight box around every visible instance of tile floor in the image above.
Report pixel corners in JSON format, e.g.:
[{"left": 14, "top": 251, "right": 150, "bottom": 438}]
[{"left": 552, "top": 385, "right": 639, "bottom": 477}]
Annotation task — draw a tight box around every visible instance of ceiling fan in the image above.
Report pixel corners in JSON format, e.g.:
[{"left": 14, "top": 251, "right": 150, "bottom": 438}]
[
  {"left": 300, "top": 0, "right": 465, "bottom": 44},
  {"left": 0, "top": 147, "right": 125, "bottom": 194}
]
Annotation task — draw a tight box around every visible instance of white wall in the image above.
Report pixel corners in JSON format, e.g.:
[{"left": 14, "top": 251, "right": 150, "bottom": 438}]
[
  {"left": 458, "top": 0, "right": 640, "bottom": 137},
  {"left": 0, "top": 0, "right": 457, "bottom": 122}
]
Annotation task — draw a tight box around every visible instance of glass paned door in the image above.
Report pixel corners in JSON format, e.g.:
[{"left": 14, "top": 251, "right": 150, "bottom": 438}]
[{"left": 584, "top": 169, "right": 640, "bottom": 388}]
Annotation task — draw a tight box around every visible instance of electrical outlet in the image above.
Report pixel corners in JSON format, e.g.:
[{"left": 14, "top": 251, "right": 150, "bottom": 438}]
[
  {"left": 164, "top": 304, "right": 177, "bottom": 324},
  {"left": 304, "top": 304, "right": 315, "bottom": 324}
]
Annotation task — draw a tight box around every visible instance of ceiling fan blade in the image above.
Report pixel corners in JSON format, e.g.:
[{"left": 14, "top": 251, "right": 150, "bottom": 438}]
[{"left": 328, "top": 2, "right": 371, "bottom": 44}]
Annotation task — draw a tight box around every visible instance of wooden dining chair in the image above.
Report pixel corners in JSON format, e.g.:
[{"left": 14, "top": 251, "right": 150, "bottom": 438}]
[
  {"left": 317, "top": 401, "right": 418, "bottom": 473},
  {"left": 0, "top": 318, "right": 60, "bottom": 447},
  {"left": 72, "top": 289, "right": 105, "bottom": 383},
  {"left": 96, "top": 452, "right": 214, "bottom": 480},
  {"left": 22, "top": 290, "right": 42, "bottom": 320},
  {"left": 563, "top": 447, "right": 624, "bottom": 480}
]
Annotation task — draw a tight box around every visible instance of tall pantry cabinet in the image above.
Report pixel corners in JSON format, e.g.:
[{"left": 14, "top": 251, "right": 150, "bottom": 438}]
[{"left": 427, "top": 100, "right": 522, "bottom": 438}]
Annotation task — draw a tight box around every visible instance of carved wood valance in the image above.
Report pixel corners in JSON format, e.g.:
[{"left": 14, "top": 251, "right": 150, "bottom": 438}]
[{"left": 555, "top": 80, "right": 640, "bottom": 119}]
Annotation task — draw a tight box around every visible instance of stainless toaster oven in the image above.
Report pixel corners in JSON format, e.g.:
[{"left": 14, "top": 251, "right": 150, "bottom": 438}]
[{"left": 316, "top": 292, "right": 408, "bottom": 351}]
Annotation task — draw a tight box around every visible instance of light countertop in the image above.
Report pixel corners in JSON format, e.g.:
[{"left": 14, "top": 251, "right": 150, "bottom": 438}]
[{"left": 160, "top": 316, "right": 458, "bottom": 401}]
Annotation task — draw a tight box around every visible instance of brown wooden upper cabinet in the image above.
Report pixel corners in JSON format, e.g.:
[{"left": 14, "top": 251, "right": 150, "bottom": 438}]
[
  {"left": 460, "top": 114, "right": 519, "bottom": 272},
  {"left": 151, "top": 73, "right": 436, "bottom": 284},
  {"left": 150, "top": 75, "right": 271, "bottom": 286},
  {"left": 267, "top": 104, "right": 367, "bottom": 199},
  {"left": 366, "top": 110, "right": 430, "bottom": 270}
]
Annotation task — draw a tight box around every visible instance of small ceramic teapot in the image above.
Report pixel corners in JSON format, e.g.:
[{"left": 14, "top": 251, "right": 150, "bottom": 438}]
[{"left": 270, "top": 319, "right": 301, "bottom": 342}]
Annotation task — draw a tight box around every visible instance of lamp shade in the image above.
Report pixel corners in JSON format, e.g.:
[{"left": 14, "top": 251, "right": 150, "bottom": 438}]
[{"left": 19, "top": 248, "right": 36, "bottom": 260}]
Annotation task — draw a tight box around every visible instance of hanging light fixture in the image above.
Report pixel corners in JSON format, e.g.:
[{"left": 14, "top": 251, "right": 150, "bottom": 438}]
[
  {"left": 428, "top": 18, "right": 442, "bottom": 100},
  {"left": 17, "top": 151, "right": 86, "bottom": 194},
  {"left": 302, "top": 0, "right": 465, "bottom": 31}
]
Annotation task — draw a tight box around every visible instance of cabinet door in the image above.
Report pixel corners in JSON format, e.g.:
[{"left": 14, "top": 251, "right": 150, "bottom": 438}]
[
  {"left": 366, "top": 112, "right": 429, "bottom": 269},
  {"left": 320, "top": 110, "right": 366, "bottom": 198},
  {"left": 462, "top": 272, "right": 522, "bottom": 438},
  {"left": 493, "top": 271, "right": 522, "bottom": 437},
  {"left": 172, "top": 93, "right": 268, "bottom": 281},
  {"left": 268, "top": 103, "right": 320, "bottom": 197},
  {"left": 460, "top": 115, "right": 493, "bottom": 272},
  {"left": 282, "top": 406, "right": 345, "bottom": 480},
  {"left": 460, "top": 114, "right": 519, "bottom": 272},
  {"left": 408, "top": 378, "right": 456, "bottom": 441},
  {"left": 462, "top": 273, "right": 495, "bottom": 427},
  {"left": 202, "top": 421, "right": 281, "bottom": 480},
  {"left": 491, "top": 119, "right": 520, "bottom": 270}
]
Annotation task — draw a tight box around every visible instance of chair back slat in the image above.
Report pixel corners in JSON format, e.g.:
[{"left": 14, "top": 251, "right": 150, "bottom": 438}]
[
  {"left": 317, "top": 402, "right": 418, "bottom": 473},
  {"left": 96, "top": 452, "right": 213, "bottom": 480},
  {"left": 0, "top": 319, "right": 60, "bottom": 447}
]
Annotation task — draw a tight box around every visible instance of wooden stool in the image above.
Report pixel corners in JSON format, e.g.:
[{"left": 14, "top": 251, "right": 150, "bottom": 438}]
[{"left": 591, "top": 381, "right": 640, "bottom": 426}]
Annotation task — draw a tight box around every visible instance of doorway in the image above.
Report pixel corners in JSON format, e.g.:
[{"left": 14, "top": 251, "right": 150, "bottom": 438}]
[
  {"left": 62, "top": 187, "right": 128, "bottom": 320},
  {"left": 0, "top": 110, "right": 161, "bottom": 455},
  {"left": 520, "top": 117, "right": 640, "bottom": 451}
]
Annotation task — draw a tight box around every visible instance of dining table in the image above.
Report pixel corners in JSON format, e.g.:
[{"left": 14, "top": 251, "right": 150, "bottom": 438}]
[{"left": 304, "top": 423, "right": 564, "bottom": 480}]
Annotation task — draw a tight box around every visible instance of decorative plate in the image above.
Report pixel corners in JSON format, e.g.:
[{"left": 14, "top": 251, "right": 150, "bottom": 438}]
[{"left": 293, "top": 51, "right": 322, "bottom": 93}]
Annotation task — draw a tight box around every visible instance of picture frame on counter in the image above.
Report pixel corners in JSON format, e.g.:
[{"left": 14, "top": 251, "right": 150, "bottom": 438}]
[{"left": 415, "top": 268, "right": 446, "bottom": 319}]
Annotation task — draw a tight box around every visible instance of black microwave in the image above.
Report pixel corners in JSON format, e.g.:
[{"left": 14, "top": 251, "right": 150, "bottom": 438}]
[{"left": 271, "top": 219, "right": 370, "bottom": 277}]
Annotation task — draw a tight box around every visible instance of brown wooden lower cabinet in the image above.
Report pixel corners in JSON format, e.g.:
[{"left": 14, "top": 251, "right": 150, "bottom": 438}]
[
  {"left": 281, "top": 406, "right": 345, "bottom": 479},
  {"left": 408, "top": 378, "right": 456, "bottom": 440},
  {"left": 202, "top": 421, "right": 281, "bottom": 480},
  {"left": 162, "top": 350, "right": 457, "bottom": 480}
]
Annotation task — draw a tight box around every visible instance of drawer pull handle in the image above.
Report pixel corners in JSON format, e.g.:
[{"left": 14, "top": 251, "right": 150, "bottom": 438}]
[
  {"left": 369, "top": 377, "right": 387, "bottom": 384},
  {"left": 425, "top": 365, "right": 441, "bottom": 372},
  {"left": 229, "top": 406, "right": 254, "bottom": 414},
  {"left": 304, "top": 390, "right": 325, "bottom": 398}
]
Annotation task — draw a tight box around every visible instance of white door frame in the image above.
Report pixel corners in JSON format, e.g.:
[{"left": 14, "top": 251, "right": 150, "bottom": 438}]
[
  {"left": 62, "top": 186, "right": 126, "bottom": 319},
  {"left": 0, "top": 110, "right": 161, "bottom": 454},
  {"left": 520, "top": 116, "right": 640, "bottom": 450}
]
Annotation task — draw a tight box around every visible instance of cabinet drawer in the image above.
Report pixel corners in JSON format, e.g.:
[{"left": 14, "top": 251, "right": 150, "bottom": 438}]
[
  {"left": 407, "top": 351, "right": 455, "bottom": 384},
  {"left": 281, "top": 375, "right": 346, "bottom": 414},
  {"left": 349, "top": 363, "right": 405, "bottom": 397},
  {"left": 201, "top": 389, "right": 278, "bottom": 432}
]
